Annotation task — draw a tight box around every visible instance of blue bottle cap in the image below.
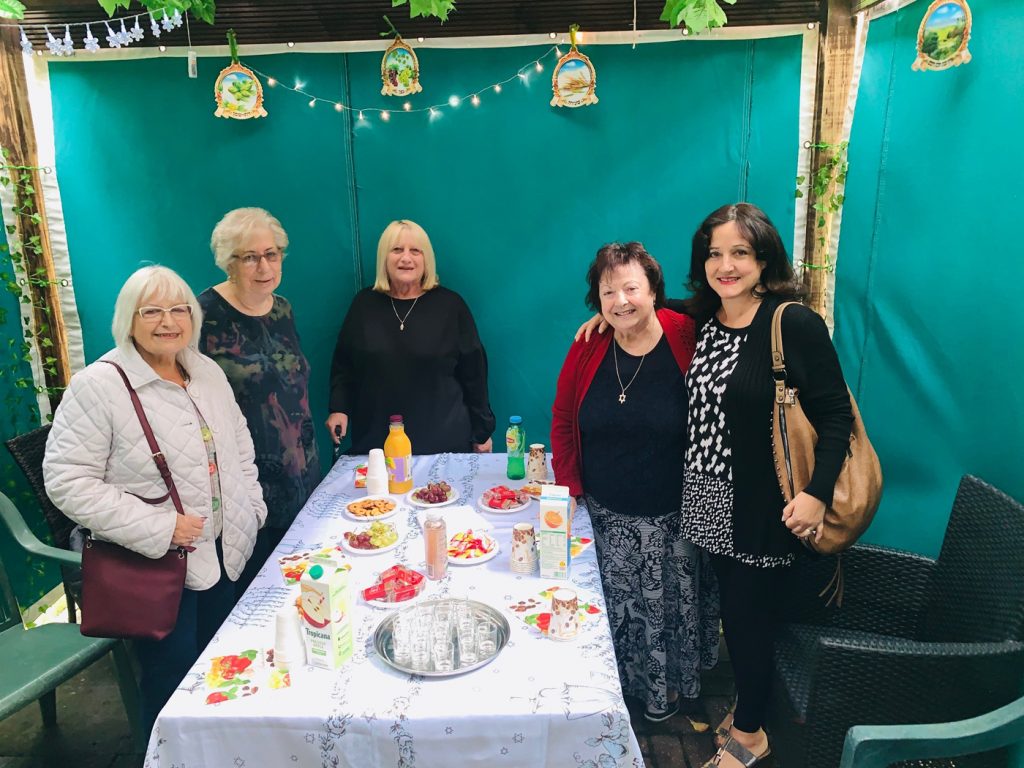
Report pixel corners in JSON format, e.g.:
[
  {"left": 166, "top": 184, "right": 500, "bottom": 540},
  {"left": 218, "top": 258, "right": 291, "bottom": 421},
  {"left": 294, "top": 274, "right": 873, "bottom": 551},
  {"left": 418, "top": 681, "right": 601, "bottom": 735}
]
[
  {"left": 509, "top": 415, "right": 522, "bottom": 424},
  {"left": 308, "top": 564, "right": 324, "bottom": 580}
]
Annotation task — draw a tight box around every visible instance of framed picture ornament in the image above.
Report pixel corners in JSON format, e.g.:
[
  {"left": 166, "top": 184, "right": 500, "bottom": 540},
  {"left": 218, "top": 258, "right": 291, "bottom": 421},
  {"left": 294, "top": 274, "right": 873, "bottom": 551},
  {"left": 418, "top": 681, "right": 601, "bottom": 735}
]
[
  {"left": 214, "top": 62, "right": 268, "bottom": 119},
  {"left": 551, "top": 27, "right": 597, "bottom": 108},
  {"left": 381, "top": 37, "right": 423, "bottom": 97},
  {"left": 912, "top": 0, "right": 972, "bottom": 71}
]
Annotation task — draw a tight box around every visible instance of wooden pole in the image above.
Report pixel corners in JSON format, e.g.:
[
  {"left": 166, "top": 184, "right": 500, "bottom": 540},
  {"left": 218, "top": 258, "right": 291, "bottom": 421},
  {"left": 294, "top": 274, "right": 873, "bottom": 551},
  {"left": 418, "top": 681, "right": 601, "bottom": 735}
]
[
  {"left": 803, "top": 0, "right": 857, "bottom": 318},
  {"left": 0, "top": 27, "right": 71, "bottom": 412}
]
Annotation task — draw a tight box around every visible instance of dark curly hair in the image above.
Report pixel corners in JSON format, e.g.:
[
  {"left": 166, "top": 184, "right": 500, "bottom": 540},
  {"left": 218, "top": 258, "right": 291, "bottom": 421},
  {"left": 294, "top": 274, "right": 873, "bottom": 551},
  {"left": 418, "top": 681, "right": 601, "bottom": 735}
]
[
  {"left": 684, "top": 203, "right": 805, "bottom": 320},
  {"left": 585, "top": 242, "right": 666, "bottom": 312}
]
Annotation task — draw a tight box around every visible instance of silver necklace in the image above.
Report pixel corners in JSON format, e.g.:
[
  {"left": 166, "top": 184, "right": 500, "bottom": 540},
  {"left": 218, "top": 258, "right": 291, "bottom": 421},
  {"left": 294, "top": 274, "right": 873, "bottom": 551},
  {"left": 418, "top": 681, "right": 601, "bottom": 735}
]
[
  {"left": 612, "top": 340, "right": 646, "bottom": 404},
  {"left": 390, "top": 296, "right": 419, "bottom": 331}
]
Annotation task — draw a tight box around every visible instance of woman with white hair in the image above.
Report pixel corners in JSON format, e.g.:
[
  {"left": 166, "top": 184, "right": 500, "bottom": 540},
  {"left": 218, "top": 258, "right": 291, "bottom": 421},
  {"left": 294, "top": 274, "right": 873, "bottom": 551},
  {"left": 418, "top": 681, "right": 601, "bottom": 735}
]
[
  {"left": 201, "top": 208, "right": 320, "bottom": 587},
  {"left": 43, "top": 265, "right": 267, "bottom": 736},
  {"left": 327, "top": 219, "right": 495, "bottom": 455}
]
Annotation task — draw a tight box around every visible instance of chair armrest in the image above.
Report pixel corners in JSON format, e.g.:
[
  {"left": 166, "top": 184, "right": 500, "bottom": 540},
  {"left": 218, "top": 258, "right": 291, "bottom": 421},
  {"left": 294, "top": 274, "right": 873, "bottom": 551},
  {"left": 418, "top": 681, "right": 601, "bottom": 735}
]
[
  {"left": 0, "top": 492, "right": 82, "bottom": 568},
  {"left": 779, "top": 544, "right": 935, "bottom": 635},
  {"left": 839, "top": 694, "right": 1024, "bottom": 768},
  {"left": 807, "top": 636, "right": 1024, "bottom": 736}
]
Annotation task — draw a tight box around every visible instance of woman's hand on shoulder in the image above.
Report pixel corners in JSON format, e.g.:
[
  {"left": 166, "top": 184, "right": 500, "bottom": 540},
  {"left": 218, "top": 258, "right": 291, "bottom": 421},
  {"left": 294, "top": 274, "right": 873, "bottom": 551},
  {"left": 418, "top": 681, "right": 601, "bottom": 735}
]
[
  {"left": 781, "top": 491, "right": 826, "bottom": 544},
  {"left": 326, "top": 412, "right": 348, "bottom": 444},
  {"left": 574, "top": 313, "right": 607, "bottom": 343}
]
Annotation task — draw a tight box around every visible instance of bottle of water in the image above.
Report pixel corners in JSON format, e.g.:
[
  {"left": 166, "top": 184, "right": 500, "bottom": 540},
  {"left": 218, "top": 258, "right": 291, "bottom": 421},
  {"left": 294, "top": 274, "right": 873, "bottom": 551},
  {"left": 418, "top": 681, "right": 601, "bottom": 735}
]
[{"left": 506, "top": 415, "right": 525, "bottom": 480}]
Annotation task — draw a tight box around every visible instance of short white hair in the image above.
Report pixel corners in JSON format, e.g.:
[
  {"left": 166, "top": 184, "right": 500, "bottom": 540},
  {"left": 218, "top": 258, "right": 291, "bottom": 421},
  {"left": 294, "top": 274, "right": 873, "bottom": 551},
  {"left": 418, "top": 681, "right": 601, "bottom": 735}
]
[
  {"left": 111, "top": 266, "right": 203, "bottom": 354},
  {"left": 210, "top": 207, "right": 289, "bottom": 274}
]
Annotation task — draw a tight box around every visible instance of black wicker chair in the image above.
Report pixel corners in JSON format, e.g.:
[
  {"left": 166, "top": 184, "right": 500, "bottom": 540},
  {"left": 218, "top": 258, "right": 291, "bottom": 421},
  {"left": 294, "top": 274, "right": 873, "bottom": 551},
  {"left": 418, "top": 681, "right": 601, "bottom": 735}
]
[
  {"left": 767, "top": 475, "right": 1024, "bottom": 768},
  {"left": 4, "top": 424, "right": 81, "bottom": 622}
]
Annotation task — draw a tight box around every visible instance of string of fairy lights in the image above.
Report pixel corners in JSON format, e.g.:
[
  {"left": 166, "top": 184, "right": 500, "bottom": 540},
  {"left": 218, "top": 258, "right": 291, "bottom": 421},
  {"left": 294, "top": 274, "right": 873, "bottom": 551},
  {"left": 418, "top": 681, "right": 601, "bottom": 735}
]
[
  {"left": 245, "top": 44, "right": 564, "bottom": 121},
  {"left": 5, "top": 8, "right": 184, "bottom": 55}
]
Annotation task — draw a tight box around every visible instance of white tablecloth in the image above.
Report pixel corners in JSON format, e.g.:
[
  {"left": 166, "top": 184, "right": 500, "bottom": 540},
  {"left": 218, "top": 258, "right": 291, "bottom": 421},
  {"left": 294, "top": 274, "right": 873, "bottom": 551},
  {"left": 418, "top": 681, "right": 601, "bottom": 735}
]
[{"left": 144, "top": 454, "right": 644, "bottom": 768}]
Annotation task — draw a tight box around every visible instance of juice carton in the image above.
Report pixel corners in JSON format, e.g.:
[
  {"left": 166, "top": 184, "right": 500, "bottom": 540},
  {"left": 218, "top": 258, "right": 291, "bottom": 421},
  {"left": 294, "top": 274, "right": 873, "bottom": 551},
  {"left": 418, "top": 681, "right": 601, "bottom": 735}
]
[
  {"left": 299, "top": 555, "right": 353, "bottom": 669},
  {"left": 538, "top": 484, "right": 571, "bottom": 580}
]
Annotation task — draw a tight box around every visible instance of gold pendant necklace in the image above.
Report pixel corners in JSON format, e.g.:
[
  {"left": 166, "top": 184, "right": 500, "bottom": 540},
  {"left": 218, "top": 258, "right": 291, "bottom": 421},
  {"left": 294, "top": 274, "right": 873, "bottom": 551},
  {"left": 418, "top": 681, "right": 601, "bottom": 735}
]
[
  {"left": 612, "top": 341, "right": 646, "bottom": 404},
  {"left": 390, "top": 296, "right": 419, "bottom": 331}
]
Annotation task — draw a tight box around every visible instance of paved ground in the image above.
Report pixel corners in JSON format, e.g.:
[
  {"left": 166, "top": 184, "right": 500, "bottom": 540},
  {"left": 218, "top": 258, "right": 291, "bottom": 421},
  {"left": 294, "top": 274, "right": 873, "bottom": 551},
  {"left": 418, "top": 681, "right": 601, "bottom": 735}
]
[{"left": 0, "top": 641, "right": 754, "bottom": 768}]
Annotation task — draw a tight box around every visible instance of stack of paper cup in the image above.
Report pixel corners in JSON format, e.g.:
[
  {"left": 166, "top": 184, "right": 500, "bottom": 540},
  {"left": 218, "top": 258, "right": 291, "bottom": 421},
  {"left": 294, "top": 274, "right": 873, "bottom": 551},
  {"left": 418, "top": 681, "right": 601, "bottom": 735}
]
[
  {"left": 274, "top": 604, "right": 306, "bottom": 672},
  {"left": 365, "top": 448, "right": 389, "bottom": 495},
  {"left": 510, "top": 522, "right": 537, "bottom": 574}
]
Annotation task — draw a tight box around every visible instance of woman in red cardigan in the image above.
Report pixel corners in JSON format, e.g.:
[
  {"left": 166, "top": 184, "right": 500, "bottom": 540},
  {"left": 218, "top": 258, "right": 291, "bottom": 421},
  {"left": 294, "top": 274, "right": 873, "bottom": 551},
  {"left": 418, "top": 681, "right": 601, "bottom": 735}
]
[{"left": 551, "top": 242, "right": 720, "bottom": 723}]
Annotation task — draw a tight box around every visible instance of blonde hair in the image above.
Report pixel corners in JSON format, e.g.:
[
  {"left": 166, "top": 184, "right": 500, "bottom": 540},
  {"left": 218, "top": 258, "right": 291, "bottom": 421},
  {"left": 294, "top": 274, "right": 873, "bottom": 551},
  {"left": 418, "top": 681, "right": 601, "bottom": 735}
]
[
  {"left": 210, "top": 207, "right": 289, "bottom": 275},
  {"left": 111, "top": 265, "right": 202, "bottom": 354},
  {"left": 372, "top": 219, "right": 439, "bottom": 293}
]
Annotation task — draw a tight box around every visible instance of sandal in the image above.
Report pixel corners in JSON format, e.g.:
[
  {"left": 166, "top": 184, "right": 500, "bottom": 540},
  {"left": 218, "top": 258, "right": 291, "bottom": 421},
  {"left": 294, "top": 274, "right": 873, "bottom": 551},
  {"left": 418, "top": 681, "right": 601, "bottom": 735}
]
[
  {"left": 714, "top": 701, "right": 737, "bottom": 747},
  {"left": 702, "top": 734, "right": 772, "bottom": 767}
]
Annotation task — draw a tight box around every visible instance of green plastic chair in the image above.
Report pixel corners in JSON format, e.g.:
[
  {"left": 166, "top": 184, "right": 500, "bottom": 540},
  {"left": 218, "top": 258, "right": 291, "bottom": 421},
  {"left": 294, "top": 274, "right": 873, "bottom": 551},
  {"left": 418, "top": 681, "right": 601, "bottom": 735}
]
[
  {"left": 839, "top": 694, "right": 1024, "bottom": 768},
  {"left": 0, "top": 490, "right": 144, "bottom": 752}
]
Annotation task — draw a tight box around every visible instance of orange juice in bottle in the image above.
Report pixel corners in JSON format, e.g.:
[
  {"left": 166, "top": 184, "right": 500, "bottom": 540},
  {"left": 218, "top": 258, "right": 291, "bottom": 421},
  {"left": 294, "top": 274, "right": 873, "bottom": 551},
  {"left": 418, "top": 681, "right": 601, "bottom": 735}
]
[{"left": 383, "top": 414, "right": 413, "bottom": 494}]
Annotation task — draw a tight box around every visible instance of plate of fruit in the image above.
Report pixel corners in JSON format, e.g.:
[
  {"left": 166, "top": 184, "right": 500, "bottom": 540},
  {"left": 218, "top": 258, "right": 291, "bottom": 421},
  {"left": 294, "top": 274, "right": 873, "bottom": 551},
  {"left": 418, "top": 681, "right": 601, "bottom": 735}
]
[
  {"left": 360, "top": 565, "right": 427, "bottom": 608},
  {"left": 341, "top": 521, "right": 400, "bottom": 555},
  {"left": 478, "top": 485, "right": 532, "bottom": 514},
  {"left": 406, "top": 482, "right": 460, "bottom": 508},
  {"left": 447, "top": 529, "right": 499, "bottom": 565}
]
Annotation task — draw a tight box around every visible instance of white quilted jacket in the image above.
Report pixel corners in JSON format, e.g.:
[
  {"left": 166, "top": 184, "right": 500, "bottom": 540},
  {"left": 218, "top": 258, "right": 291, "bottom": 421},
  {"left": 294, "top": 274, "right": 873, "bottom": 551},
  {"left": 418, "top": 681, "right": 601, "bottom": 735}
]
[{"left": 44, "top": 345, "right": 268, "bottom": 590}]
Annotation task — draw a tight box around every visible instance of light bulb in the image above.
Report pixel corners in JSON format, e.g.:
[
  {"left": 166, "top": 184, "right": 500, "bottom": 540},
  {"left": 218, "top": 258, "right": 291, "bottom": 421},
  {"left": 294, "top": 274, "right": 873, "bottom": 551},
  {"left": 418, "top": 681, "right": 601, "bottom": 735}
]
[
  {"left": 308, "top": 98, "right": 316, "bottom": 108},
  {"left": 334, "top": 103, "right": 343, "bottom": 112},
  {"left": 448, "top": 95, "right": 460, "bottom": 107},
  {"left": 549, "top": 32, "right": 556, "bottom": 39},
  {"left": 535, "top": 61, "right": 543, "bottom": 72},
  {"left": 494, "top": 84, "right": 502, "bottom": 93},
  {"left": 159, "top": 45, "right": 167, "bottom": 52},
  {"left": 287, "top": 41, "right": 295, "bottom": 48},
  {"left": 417, "top": 36, "right": 424, "bottom": 42},
  {"left": 267, "top": 77, "right": 276, "bottom": 86},
  {"left": 381, "top": 111, "right": 390, "bottom": 121},
  {"left": 404, "top": 101, "right": 412, "bottom": 111},
  {"left": 518, "top": 72, "right": 527, "bottom": 80},
  {"left": 358, "top": 111, "right": 365, "bottom": 120},
  {"left": 471, "top": 94, "right": 480, "bottom": 106}
]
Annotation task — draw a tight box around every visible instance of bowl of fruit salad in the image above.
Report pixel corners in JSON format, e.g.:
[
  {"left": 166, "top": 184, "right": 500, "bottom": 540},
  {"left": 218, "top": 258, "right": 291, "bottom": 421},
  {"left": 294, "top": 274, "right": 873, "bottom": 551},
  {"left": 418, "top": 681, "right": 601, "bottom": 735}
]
[
  {"left": 407, "top": 481, "right": 459, "bottom": 508},
  {"left": 341, "top": 521, "right": 400, "bottom": 555}
]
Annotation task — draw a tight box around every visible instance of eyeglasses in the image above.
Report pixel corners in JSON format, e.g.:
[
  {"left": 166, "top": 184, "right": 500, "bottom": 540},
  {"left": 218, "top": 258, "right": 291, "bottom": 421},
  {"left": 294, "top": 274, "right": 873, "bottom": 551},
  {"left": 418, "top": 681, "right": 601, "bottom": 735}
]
[
  {"left": 137, "top": 304, "right": 193, "bottom": 322},
  {"left": 233, "top": 248, "right": 284, "bottom": 268}
]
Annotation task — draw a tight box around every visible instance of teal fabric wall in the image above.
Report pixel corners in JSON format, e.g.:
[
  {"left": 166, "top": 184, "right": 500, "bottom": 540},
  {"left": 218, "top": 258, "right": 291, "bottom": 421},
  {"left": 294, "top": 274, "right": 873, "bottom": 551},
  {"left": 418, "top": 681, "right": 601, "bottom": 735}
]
[
  {"left": 834, "top": 0, "right": 1024, "bottom": 557},
  {"left": 47, "top": 37, "right": 802, "bottom": 465}
]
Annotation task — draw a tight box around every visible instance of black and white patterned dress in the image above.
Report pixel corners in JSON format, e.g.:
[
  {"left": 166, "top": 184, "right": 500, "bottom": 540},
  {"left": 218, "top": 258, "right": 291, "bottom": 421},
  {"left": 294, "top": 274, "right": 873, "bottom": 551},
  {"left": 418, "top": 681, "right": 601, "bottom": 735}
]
[{"left": 682, "top": 319, "right": 793, "bottom": 568}]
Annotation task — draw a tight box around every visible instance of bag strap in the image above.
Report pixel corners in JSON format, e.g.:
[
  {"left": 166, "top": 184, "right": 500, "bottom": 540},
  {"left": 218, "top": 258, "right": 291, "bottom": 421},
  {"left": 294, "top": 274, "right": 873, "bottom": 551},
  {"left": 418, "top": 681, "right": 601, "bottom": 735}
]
[
  {"left": 771, "top": 301, "right": 803, "bottom": 404},
  {"left": 101, "top": 361, "right": 188, "bottom": 520}
]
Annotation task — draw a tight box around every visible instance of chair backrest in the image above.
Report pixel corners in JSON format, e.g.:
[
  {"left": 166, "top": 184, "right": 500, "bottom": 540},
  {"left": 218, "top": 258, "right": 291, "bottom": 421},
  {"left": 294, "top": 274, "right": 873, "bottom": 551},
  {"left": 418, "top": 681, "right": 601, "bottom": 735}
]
[
  {"left": 919, "top": 475, "right": 1024, "bottom": 643},
  {"left": 0, "top": 544, "right": 23, "bottom": 634},
  {"left": 4, "top": 425, "right": 76, "bottom": 551}
]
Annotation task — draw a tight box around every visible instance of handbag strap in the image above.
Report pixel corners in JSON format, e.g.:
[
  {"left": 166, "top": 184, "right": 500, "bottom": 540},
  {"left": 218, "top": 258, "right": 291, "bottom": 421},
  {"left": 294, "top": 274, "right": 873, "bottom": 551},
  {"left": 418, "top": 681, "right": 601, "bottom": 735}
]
[
  {"left": 770, "top": 301, "right": 803, "bottom": 404},
  {"left": 101, "top": 361, "right": 187, "bottom": 518}
]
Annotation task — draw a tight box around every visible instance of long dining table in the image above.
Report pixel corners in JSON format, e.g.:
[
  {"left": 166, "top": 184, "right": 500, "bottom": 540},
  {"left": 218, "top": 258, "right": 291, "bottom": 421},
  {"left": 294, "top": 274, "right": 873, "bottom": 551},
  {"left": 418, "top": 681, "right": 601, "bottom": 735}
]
[{"left": 143, "top": 453, "right": 645, "bottom": 768}]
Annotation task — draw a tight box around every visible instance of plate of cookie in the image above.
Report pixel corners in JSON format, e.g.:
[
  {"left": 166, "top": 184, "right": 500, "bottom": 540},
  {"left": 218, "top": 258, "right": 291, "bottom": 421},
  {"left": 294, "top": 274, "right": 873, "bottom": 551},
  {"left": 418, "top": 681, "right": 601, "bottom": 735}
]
[{"left": 344, "top": 495, "right": 398, "bottom": 521}]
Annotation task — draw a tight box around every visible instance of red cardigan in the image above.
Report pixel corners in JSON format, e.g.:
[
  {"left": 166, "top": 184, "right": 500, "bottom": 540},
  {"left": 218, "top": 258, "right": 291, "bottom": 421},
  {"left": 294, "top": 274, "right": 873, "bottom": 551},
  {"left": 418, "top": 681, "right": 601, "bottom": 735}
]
[{"left": 551, "top": 308, "right": 697, "bottom": 497}]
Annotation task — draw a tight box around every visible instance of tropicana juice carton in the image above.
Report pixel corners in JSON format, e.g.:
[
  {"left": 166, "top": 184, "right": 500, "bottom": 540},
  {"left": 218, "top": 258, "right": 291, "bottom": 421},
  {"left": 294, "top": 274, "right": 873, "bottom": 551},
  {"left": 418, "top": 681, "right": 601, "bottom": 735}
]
[
  {"left": 299, "top": 555, "right": 353, "bottom": 669},
  {"left": 538, "top": 484, "right": 571, "bottom": 580}
]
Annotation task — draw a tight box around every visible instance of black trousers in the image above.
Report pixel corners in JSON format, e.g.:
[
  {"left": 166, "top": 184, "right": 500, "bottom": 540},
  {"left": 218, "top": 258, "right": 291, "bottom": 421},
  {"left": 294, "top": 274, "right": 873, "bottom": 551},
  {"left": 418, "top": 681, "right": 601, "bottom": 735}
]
[{"left": 708, "top": 552, "right": 787, "bottom": 734}]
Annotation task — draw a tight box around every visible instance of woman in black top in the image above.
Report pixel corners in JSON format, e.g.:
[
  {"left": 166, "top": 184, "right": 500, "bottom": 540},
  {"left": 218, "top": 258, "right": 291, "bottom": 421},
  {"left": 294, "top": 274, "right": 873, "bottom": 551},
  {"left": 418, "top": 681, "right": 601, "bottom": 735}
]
[
  {"left": 327, "top": 220, "right": 495, "bottom": 455},
  {"left": 685, "top": 203, "right": 852, "bottom": 768}
]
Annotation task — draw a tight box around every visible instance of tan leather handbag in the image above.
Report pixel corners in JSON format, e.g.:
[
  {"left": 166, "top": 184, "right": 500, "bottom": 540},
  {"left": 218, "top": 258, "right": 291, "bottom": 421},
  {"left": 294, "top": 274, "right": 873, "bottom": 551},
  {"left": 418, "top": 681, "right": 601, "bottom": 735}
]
[{"left": 770, "top": 302, "right": 883, "bottom": 555}]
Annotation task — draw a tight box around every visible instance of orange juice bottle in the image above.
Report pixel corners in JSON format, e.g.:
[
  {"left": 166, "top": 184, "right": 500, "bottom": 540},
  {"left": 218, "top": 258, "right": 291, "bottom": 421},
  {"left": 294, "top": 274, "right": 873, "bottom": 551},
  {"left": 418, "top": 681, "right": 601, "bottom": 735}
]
[{"left": 383, "top": 414, "right": 413, "bottom": 494}]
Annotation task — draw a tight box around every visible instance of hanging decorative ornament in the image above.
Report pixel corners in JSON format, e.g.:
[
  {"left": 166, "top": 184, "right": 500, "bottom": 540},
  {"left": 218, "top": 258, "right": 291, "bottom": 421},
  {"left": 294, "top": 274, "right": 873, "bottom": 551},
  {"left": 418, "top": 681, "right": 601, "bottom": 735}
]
[
  {"left": 83, "top": 24, "right": 101, "bottom": 52},
  {"left": 912, "top": 0, "right": 972, "bottom": 71},
  {"left": 214, "top": 30, "right": 268, "bottom": 120},
  {"left": 19, "top": 26, "right": 33, "bottom": 55},
  {"left": 62, "top": 25, "right": 75, "bottom": 56},
  {"left": 150, "top": 12, "right": 162, "bottom": 38},
  {"left": 551, "top": 25, "right": 598, "bottom": 108},
  {"left": 45, "top": 26, "right": 64, "bottom": 56},
  {"left": 381, "top": 36, "right": 423, "bottom": 97}
]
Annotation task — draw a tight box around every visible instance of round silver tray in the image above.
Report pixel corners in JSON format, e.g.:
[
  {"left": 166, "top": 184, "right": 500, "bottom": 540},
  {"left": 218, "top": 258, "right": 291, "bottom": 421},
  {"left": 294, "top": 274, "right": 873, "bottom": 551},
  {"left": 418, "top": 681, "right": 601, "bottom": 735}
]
[{"left": 373, "top": 598, "right": 511, "bottom": 678}]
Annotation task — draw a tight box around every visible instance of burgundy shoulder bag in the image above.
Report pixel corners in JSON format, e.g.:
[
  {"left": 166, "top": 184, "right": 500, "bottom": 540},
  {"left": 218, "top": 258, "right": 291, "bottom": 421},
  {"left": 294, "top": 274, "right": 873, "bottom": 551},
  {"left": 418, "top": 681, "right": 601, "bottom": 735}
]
[{"left": 79, "top": 361, "right": 193, "bottom": 641}]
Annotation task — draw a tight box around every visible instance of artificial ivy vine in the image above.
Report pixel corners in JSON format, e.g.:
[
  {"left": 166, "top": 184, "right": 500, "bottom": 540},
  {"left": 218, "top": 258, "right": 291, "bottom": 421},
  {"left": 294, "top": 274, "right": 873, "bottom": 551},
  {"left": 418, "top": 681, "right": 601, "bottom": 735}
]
[
  {"left": 796, "top": 140, "right": 849, "bottom": 273},
  {"left": 0, "top": 148, "right": 65, "bottom": 407},
  {"left": 661, "top": 0, "right": 738, "bottom": 35}
]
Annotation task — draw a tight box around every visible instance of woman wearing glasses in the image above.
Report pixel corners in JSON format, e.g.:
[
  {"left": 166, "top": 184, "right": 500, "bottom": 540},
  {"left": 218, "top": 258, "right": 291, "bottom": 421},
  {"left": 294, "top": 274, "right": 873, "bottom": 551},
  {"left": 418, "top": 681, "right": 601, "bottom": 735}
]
[
  {"left": 200, "top": 208, "right": 321, "bottom": 590},
  {"left": 44, "top": 265, "right": 266, "bottom": 736}
]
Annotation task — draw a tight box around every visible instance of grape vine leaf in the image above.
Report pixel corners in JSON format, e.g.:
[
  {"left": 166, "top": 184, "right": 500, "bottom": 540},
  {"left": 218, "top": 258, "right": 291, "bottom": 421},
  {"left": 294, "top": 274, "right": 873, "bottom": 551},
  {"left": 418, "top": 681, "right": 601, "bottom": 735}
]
[
  {"left": 0, "top": 0, "right": 25, "bottom": 18},
  {"left": 660, "top": 0, "right": 736, "bottom": 34}
]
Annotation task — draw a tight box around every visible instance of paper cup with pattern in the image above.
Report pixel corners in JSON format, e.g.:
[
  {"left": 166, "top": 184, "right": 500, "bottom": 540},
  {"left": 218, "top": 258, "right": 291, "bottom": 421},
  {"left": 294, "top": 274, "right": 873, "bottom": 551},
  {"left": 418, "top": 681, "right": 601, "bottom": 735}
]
[
  {"left": 550, "top": 588, "right": 579, "bottom": 640},
  {"left": 511, "top": 522, "right": 537, "bottom": 567}
]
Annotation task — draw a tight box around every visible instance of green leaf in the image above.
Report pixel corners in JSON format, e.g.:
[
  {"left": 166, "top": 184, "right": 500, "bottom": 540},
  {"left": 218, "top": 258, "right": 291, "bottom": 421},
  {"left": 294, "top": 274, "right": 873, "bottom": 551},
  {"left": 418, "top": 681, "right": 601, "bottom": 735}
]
[
  {"left": 794, "top": 189, "right": 803, "bottom": 199},
  {"left": 0, "top": 0, "right": 26, "bottom": 20},
  {"left": 795, "top": 175, "right": 805, "bottom": 185},
  {"left": 97, "top": 0, "right": 119, "bottom": 16},
  {"left": 0, "top": 177, "right": 8, "bottom": 188},
  {"left": 188, "top": 0, "right": 216, "bottom": 24}
]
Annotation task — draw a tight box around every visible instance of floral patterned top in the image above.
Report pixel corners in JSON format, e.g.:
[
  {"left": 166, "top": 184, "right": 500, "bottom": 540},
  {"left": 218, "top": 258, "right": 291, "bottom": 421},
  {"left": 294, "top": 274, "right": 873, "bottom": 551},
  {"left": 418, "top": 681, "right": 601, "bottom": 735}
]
[{"left": 199, "top": 288, "right": 321, "bottom": 530}]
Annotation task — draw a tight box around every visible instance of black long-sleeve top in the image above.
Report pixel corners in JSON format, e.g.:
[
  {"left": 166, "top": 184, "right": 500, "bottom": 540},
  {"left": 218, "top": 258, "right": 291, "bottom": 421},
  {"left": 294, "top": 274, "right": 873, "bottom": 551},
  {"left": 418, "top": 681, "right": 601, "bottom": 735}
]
[{"left": 328, "top": 287, "right": 496, "bottom": 455}]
